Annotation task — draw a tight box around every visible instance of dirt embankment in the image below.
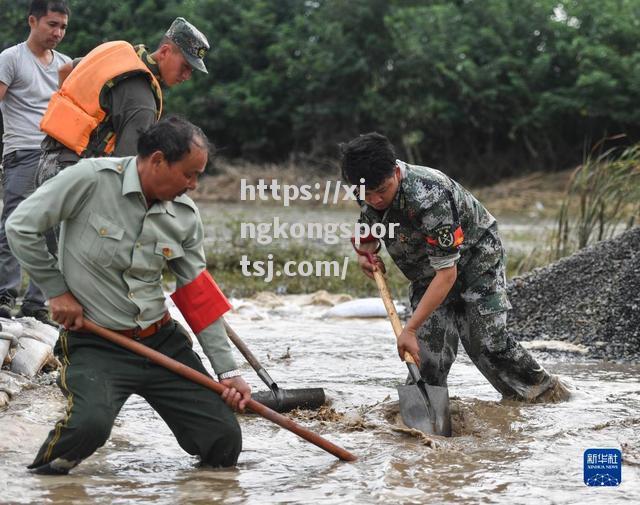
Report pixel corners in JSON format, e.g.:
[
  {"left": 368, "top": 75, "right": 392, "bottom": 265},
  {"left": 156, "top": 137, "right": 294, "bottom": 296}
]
[
  {"left": 508, "top": 226, "right": 640, "bottom": 361},
  {"left": 194, "top": 161, "right": 571, "bottom": 218}
]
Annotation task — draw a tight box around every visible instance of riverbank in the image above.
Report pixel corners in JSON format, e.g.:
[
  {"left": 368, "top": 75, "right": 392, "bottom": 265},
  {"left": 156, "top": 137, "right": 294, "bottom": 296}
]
[
  {"left": 192, "top": 173, "right": 571, "bottom": 299},
  {"left": 194, "top": 160, "right": 571, "bottom": 218}
]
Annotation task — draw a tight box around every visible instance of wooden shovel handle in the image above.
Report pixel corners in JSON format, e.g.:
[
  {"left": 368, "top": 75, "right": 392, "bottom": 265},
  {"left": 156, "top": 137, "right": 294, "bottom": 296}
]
[
  {"left": 402, "top": 351, "right": 418, "bottom": 365},
  {"left": 372, "top": 269, "right": 403, "bottom": 337},
  {"left": 82, "top": 320, "right": 357, "bottom": 462},
  {"left": 372, "top": 269, "right": 419, "bottom": 368},
  {"left": 352, "top": 241, "right": 403, "bottom": 336}
]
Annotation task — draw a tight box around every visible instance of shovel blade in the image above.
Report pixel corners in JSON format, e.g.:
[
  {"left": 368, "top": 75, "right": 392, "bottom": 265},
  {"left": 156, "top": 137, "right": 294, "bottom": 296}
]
[
  {"left": 397, "top": 383, "right": 452, "bottom": 437},
  {"left": 424, "top": 385, "right": 452, "bottom": 437},
  {"left": 397, "top": 384, "right": 438, "bottom": 435},
  {"left": 251, "top": 387, "right": 326, "bottom": 413}
]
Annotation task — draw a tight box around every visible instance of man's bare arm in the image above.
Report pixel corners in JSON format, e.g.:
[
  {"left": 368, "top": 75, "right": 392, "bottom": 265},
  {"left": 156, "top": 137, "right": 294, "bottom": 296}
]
[{"left": 0, "top": 82, "right": 8, "bottom": 101}]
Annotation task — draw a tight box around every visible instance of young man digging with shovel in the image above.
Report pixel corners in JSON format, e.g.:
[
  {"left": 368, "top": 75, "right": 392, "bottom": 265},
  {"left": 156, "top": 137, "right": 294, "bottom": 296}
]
[{"left": 342, "top": 132, "right": 570, "bottom": 407}]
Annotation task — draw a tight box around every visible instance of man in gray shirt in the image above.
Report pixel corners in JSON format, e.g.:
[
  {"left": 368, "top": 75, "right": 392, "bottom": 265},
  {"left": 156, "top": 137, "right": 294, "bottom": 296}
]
[{"left": 0, "top": 0, "right": 71, "bottom": 323}]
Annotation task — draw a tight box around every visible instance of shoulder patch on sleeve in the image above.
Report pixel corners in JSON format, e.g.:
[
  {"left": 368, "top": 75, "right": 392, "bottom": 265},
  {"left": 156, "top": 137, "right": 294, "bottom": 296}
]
[{"left": 426, "top": 224, "right": 464, "bottom": 251}]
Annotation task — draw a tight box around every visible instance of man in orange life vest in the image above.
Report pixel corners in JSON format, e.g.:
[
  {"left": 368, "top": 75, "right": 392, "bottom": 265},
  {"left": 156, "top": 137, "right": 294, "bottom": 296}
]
[{"left": 36, "top": 16, "right": 209, "bottom": 186}]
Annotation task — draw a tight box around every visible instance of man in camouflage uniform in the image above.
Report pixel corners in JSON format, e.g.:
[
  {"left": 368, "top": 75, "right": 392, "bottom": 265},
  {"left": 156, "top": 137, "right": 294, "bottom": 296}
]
[{"left": 342, "top": 132, "right": 569, "bottom": 402}]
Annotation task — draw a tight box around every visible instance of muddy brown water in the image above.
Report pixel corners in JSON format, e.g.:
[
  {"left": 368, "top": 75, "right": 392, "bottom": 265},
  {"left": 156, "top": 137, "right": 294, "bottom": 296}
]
[{"left": 0, "top": 300, "right": 638, "bottom": 504}]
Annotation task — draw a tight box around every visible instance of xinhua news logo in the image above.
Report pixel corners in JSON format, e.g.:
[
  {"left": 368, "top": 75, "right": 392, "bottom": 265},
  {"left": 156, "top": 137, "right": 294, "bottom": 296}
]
[{"left": 584, "top": 448, "right": 622, "bottom": 486}]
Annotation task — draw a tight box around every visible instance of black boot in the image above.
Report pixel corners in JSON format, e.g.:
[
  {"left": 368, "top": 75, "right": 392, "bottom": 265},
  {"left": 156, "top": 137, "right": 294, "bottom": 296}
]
[
  {"left": 0, "top": 295, "right": 16, "bottom": 319},
  {"left": 18, "top": 302, "right": 58, "bottom": 327}
]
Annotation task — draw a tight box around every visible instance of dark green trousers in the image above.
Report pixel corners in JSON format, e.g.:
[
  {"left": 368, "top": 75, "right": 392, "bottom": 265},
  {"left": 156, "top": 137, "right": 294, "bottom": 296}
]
[{"left": 29, "top": 320, "right": 241, "bottom": 474}]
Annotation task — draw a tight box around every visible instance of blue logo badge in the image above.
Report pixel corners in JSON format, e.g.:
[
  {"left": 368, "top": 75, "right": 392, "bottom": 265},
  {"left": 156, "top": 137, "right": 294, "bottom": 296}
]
[{"left": 584, "top": 448, "right": 622, "bottom": 486}]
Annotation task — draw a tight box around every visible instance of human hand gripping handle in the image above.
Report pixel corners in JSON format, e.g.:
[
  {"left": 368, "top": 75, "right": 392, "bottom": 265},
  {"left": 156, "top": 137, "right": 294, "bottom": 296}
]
[
  {"left": 49, "top": 291, "right": 84, "bottom": 330},
  {"left": 357, "top": 252, "right": 386, "bottom": 279},
  {"left": 351, "top": 237, "right": 385, "bottom": 279},
  {"left": 220, "top": 376, "right": 251, "bottom": 413}
]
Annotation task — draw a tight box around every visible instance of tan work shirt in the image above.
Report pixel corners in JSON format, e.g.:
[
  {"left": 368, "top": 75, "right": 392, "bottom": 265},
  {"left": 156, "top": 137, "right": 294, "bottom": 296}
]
[{"left": 6, "top": 156, "right": 237, "bottom": 374}]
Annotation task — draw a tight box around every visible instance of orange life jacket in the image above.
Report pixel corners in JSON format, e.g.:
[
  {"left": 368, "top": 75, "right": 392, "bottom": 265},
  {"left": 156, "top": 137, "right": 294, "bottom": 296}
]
[{"left": 40, "top": 41, "right": 163, "bottom": 157}]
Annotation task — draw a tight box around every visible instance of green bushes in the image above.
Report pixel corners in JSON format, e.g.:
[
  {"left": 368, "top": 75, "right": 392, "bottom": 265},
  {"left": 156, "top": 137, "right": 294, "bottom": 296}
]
[{"left": 3, "top": 0, "right": 640, "bottom": 181}]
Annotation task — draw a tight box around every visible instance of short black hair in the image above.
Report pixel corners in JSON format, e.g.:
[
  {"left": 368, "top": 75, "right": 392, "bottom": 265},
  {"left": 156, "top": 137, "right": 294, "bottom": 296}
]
[
  {"left": 340, "top": 132, "right": 397, "bottom": 189},
  {"left": 29, "top": 0, "right": 70, "bottom": 19},
  {"left": 137, "top": 116, "right": 212, "bottom": 163},
  {"left": 157, "top": 35, "right": 178, "bottom": 51}
]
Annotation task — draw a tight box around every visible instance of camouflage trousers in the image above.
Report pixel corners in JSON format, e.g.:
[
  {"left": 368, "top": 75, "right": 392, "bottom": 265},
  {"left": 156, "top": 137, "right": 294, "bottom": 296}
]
[{"left": 411, "top": 294, "right": 556, "bottom": 402}]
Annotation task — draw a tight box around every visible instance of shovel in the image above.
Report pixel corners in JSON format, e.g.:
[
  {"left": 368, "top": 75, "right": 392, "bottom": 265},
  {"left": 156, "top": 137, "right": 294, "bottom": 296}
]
[
  {"left": 223, "top": 322, "right": 326, "bottom": 413},
  {"left": 352, "top": 241, "right": 451, "bottom": 436},
  {"left": 375, "top": 273, "right": 452, "bottom": 436},
  {"left": 83, "top": 320, "right": 356, "bottom": 461}
]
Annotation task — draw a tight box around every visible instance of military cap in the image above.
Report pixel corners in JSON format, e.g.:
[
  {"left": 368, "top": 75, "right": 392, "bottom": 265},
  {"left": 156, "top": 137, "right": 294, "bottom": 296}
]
[{"left": 164, "top": 17, "right": 210, "bottom": 73}]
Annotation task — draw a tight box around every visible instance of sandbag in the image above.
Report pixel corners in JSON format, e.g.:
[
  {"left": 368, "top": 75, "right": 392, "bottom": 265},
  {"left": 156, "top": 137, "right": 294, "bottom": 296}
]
[
  {"left": 324, "top": 298, "right": 407, "bottom": 318},
  {"left": 0, "top": 318, "right": 24, "bottom": 339},
  {"left": 0, "top": 332, "right": 14, "bottom": 365},
  {"left": 0, "top": 370, "right": 32, "bottom": 407},
  {"left": 19, "top": 317, "right": 59, "bottom": 347},
  {"left": 10, "top": 336, "right": 54, "bottom": 378}
]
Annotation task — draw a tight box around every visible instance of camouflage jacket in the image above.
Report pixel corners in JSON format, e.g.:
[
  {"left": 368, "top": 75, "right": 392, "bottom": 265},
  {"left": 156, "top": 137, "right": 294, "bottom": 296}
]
[{"left": 358, "top": 161, "right": 511, "bottom": 311}]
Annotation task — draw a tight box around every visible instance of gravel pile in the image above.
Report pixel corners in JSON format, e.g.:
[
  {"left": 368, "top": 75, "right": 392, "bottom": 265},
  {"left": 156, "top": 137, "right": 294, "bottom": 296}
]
[{"left": 508, "top": 226, "right": 640, "bottom": 361}]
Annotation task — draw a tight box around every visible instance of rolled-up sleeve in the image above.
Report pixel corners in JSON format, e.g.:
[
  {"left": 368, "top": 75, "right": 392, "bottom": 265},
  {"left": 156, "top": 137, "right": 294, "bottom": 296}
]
[{"left": 0, "top": 47, "right": 16, "bottom": 86}]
